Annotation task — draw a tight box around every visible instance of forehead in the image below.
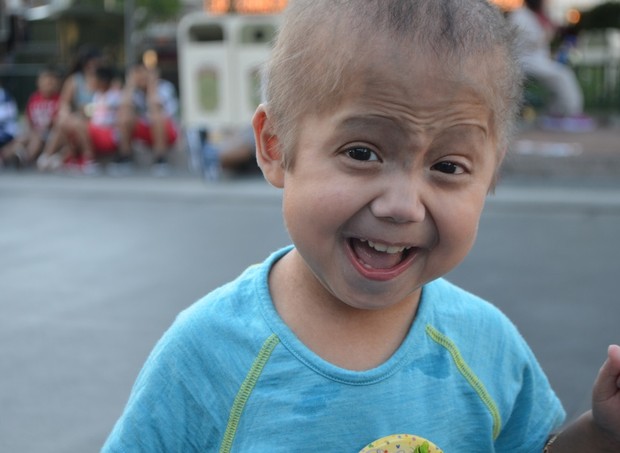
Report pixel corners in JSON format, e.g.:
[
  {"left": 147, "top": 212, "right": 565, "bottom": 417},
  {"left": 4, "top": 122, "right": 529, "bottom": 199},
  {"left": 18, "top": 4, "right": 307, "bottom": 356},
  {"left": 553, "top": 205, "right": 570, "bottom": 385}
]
[{"left": 339, "top": 39, "right": 496, "bottom": 131}]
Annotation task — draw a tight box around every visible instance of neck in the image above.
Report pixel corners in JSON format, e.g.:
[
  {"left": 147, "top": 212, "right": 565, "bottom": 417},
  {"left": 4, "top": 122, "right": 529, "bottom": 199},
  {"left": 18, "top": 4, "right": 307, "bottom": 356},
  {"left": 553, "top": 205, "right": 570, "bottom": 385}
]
[{"left": 269, "top": 250, "right": 421, "bottom": 370}]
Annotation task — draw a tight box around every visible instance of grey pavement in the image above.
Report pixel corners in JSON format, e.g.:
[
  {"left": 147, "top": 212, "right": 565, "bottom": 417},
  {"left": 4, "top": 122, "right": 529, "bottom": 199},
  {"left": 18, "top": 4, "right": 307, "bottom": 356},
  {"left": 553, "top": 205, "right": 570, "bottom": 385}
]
[{"left": 1, "top": 139, "right": 620, "bottom": 452}]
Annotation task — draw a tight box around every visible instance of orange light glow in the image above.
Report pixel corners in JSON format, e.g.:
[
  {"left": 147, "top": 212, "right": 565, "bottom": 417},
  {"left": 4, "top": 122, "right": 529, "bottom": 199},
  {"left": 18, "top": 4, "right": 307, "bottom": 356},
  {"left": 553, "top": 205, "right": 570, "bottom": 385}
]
[
  {"left": 566, "top": 9, "right": 581, "bottom": 25},
  {"left": 490, "top": 0, "right": 523, "bottom": 11},
  {"left": 205, "top": 0, "right": 229, "bottom": 14},
  {"left": 204, "top": 0, "right": 288, "bottom": 14}
]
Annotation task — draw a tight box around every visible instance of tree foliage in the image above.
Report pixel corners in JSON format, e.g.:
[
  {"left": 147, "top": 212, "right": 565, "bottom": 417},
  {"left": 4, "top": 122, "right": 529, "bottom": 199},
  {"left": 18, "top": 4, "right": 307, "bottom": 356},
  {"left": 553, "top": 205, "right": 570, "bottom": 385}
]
[
  {"left": 77, "top": 0, "right": 182, "bottom": 21},
  {"left": 580, "top": 1, "right": 620, "bottom": 30},
  {"left": 135, "top": 0, "right": 182, "bottom": 21}
]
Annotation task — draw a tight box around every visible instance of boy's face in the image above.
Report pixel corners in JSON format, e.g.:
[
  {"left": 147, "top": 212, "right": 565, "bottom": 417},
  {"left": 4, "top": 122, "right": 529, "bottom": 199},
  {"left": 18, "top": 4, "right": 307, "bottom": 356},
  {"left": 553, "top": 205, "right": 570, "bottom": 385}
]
[
  {"left": 38, "top": 73, "right": 60, "bottom": 97},
  {"left": 258, "top": 45, "right": 502, "bottom": 312}
]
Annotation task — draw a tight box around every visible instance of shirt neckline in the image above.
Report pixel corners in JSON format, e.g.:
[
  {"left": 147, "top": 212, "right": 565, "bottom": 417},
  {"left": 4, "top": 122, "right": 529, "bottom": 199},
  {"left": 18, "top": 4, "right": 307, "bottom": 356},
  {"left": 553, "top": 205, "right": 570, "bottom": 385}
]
[{"left": 256, "top": 246, "right": 432, "bottom": 385}]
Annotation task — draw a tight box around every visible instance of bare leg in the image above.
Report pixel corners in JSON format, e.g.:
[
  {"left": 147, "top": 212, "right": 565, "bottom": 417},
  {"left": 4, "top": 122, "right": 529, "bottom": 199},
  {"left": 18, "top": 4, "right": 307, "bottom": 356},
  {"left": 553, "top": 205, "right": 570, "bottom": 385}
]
[
  {"left": 25, "top": 134, "right": 44, "bottom": 164},
  {"left": 40, "top": 125, "right": 66, "bottom": 159},
  {"left": 149, "top": 110, "right": 167, "bottom": 159},
  {"left": 117, "top": 101, "right": 136, "bottom": 158},
  {"left": 69, "top": 115, "right": 95, "bottom": 160}
]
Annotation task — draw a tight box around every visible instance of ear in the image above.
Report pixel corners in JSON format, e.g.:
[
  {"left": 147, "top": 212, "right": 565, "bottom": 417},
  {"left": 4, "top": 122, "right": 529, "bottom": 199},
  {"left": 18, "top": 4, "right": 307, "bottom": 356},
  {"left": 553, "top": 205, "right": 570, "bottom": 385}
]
[{"left": 253, "top": 104, "right": 285, "bottom": 188}]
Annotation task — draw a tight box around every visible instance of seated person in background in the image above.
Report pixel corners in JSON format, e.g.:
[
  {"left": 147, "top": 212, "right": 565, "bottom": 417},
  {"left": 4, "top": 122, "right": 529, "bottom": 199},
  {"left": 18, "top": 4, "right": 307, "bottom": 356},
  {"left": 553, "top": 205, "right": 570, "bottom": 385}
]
[
  {"left": 193, "top": 125, "right": 259, "bottom": 181},
  {"left": 116, "top": 63, "right": 179, "bottom": 172},
  {"left": 509, "top": 0, "right": 595, "bottom": 131},
  {"left": 63, "top": 64, "right": 122, "bottom": 174},
  {"left": 0, "top": 82, "right": 20, "bottom": 169},
  {"left": 38, "top": 45, "right": 103, "bottom": 170},
  {"left": 216, "top": 126, "right": 259, "bottom": 175},
  {"left": 2, "top": 66, "right": 62, "bottom": 170}
]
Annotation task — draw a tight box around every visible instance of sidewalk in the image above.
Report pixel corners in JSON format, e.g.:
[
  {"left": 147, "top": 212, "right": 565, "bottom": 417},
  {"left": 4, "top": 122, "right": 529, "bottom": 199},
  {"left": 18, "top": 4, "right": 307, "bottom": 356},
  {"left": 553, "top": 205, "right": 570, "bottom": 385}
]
[{"left": 503, "top": 118, "right": 620, "bottom": 184}]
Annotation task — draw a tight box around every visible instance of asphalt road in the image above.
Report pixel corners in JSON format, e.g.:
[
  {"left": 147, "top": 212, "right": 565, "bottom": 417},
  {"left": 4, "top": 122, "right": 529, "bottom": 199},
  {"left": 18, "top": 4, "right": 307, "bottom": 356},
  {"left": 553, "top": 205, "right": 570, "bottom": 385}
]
[{"left": 1, "top": 173, "right": 619, "bottom": 453}]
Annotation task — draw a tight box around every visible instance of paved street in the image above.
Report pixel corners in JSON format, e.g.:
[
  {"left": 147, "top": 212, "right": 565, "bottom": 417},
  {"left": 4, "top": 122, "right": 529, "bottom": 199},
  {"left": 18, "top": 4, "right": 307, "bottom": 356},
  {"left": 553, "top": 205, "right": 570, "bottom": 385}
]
[{"left": 1, "top": 158, "right": 620, "bottom": 452}]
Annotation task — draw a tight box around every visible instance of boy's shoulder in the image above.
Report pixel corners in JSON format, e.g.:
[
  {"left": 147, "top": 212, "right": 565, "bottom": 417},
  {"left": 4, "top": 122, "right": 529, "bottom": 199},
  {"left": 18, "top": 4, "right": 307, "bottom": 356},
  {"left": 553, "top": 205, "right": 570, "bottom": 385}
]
[
  {"left": 421, "top": 278, "right": 521, "bottom": 342},
  {"left": 424, "top": 278, "right": 500, "bottom": 310},
  {"left": 172, "top": 248, "right": 289, "bottom": 338},
  {"left": 143, "top": 250, "right": 287, "bottom": 387},
  {"left": 421, "top": 278, "right": 537, "bottom": 382},
  {"left": 179, "top": 264, "right": 264, "bottom": 325}
]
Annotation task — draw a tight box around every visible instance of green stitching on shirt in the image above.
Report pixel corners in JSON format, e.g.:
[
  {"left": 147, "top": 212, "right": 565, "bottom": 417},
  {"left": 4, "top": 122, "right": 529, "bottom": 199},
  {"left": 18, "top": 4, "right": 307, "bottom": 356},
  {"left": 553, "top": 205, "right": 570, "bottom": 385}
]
[
  {"left": 425, "top": 324, "right": 502, "bottom": 440},
  {"left": 219, "top": 333, "right": 280, "bottom": 453}
]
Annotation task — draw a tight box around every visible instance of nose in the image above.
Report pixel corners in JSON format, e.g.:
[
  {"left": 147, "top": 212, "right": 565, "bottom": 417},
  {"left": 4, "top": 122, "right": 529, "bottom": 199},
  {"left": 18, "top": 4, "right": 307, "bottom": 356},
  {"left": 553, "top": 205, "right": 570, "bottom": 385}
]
[{"left": 369, "top": 174, "right": 426, "bottom": 224}]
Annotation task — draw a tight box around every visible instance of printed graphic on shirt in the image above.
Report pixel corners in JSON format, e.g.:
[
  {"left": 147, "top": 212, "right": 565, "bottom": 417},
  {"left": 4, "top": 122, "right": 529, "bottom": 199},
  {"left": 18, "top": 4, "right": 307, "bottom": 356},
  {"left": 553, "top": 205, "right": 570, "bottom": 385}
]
[
  {"left": 27, "top": 94, "right": 59, "bottom": 132},
  {"left": 359, "top": 433, "right": 443, "bottom": 453}
]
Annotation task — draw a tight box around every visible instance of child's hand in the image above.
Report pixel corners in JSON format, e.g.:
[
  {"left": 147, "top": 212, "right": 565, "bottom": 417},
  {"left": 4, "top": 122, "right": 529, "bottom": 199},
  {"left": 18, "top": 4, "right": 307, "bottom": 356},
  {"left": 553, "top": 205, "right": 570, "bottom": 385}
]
[{"left": 592, "top": 344, "right": 620, "bottom": 443}]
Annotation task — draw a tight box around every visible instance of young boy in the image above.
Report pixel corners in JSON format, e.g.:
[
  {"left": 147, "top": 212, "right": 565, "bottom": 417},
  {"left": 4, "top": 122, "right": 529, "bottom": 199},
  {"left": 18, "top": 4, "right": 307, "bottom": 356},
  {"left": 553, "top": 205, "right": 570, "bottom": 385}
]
[
  {"left": 24, "top": 67, "right": 62, "bottom": 162},
  {"left": 2, "top": 67, "right": 61, "bottom": 169},
  {"left": 103, "top": 1, "right": 620, "bottom": 452}
]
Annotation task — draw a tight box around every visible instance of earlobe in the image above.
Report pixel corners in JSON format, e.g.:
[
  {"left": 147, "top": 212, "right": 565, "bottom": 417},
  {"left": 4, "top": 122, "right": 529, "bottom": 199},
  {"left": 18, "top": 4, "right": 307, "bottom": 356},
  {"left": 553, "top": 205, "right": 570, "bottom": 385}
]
[{"left": 253, "top": 104, "right": 285, "bottom": 188}]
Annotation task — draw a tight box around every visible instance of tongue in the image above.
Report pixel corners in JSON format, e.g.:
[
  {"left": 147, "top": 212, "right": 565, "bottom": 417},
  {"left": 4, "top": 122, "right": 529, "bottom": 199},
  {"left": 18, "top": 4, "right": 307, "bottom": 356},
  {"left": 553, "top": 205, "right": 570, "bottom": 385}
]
[{"left": 351, "top": 239, "right": 403, "bottom": 270}]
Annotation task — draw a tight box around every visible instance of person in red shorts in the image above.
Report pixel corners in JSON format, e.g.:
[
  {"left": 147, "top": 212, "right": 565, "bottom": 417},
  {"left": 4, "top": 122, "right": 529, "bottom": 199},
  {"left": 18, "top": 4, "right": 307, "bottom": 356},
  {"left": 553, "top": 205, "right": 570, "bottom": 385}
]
[
  {"left": 116, "top": 62, "right": 179, "bottom": 174},
  {"left": 2, "top": 67, "right": 61, "bottom": 170},
  {"left": 38, "top": 45, "right": 103, "bottom": 170}
]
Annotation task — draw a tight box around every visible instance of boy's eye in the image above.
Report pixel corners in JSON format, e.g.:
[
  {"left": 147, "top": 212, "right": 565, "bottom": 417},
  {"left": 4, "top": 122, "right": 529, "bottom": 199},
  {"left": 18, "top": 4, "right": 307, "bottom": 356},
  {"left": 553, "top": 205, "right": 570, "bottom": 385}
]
[
  {"left": 431, "top": 161, "right": 464, "bottom": 175},
  {"left": 346, "top": 147, "right": 379, "bottom": 162}
]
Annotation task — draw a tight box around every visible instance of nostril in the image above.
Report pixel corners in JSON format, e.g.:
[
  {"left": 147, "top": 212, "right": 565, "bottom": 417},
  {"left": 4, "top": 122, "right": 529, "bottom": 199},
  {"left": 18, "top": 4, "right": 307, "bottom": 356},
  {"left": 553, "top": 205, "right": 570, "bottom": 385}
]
[{"left": 369, "top": 180, "right": 426, "bottom": 224}]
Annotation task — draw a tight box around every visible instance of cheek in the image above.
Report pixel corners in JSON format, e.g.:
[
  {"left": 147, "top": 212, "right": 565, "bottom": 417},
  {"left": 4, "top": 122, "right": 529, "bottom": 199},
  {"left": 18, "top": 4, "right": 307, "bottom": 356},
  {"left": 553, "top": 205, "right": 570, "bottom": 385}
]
[
  {"left": 284, "top": 176, "right": 351, "bottom": 220},
  {"left": 434, "top": 197, "right": 484, "bottom": 258},
  {"left": 281, "top": 185, "right": 325, "bottom": 240}
]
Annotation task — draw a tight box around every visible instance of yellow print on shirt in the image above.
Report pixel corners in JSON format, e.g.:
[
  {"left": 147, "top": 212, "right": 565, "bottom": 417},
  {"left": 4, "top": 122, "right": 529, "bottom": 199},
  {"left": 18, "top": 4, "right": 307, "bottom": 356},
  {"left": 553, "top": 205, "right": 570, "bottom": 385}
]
[{"left": 359, "top": 433, "right": 443, "bottom": 453}]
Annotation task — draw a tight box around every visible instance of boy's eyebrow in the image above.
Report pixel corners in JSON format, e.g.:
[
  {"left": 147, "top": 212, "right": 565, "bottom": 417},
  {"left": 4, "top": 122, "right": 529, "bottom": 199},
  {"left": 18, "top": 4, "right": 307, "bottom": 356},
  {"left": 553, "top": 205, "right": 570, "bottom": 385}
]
[{"left": 442, "top": 122, "right": 489, "bottom": 140}]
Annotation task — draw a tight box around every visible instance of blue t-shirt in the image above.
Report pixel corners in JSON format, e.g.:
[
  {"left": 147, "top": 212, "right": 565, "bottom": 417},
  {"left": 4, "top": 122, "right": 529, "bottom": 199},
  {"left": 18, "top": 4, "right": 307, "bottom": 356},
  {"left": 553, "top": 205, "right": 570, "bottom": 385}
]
[{"left": 103, "top": 246, "right": 565, "bottom": 452}]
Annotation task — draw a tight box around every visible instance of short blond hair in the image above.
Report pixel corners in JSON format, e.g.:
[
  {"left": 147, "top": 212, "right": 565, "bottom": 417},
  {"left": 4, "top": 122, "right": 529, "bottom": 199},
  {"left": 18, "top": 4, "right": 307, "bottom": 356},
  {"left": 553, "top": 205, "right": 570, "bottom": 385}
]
[{"left": 263, "top": 0, "right": 522, "bottom": 167}]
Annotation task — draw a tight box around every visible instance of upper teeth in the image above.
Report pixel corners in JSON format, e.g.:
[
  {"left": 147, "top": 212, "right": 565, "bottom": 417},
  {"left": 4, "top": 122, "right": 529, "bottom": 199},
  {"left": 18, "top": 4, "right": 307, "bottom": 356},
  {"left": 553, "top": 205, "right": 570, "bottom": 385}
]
[{"left": 362, "top": 239, "right": 410, "bottom": 254}]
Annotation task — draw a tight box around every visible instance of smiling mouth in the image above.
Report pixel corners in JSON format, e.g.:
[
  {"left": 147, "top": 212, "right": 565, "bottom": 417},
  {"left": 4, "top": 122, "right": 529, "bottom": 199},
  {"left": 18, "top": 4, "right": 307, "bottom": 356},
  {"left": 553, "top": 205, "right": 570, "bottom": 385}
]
[{"left": 348, "top": 238, "right": 415, "bottom": 276}]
